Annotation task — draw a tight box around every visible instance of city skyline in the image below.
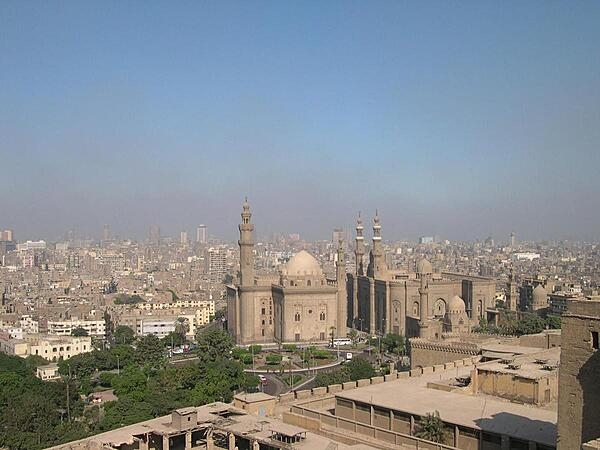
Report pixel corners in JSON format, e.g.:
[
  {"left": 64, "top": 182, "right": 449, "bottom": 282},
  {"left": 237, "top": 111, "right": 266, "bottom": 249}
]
[{"left": 2, "top": 2, "right": 600, "bottom": 241}]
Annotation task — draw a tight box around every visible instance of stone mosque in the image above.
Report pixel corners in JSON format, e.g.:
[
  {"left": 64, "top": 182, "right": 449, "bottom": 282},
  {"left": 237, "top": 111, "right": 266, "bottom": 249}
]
[{"left": 227, "top": 200, "right": 496, "bottom": 345}]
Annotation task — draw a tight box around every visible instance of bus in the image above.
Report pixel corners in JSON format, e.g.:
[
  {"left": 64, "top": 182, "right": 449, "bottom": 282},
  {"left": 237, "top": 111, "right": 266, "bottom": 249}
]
[{"left": 330, "top": 338, "right": 352, "bottom": 347}]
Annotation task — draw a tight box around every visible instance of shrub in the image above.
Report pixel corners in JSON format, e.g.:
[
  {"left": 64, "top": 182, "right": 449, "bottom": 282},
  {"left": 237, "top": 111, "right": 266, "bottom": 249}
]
[{"left": 265, "top": 354, "right": 282, "bottom": 365}]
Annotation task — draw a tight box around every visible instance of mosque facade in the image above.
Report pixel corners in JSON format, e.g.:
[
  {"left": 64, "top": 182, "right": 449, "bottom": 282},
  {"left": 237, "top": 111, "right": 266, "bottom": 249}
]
[{"left": 227, "top": 201, "right": 496, "bottom": 345}]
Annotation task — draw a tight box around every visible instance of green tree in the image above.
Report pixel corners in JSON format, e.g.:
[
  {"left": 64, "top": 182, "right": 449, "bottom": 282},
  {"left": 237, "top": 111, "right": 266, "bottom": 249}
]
[
  {"left": 416, "top": 411, "right": 446, "bottom": 443},
  {"left": 195, "top": 328, "right": 234, "bottom": 363},
  {"left": 346, "top": 356, "right": 375, "bottom": 381},
  {"left": 113, "top": 325, "right": 135, "bottom": 345},
  {"left": 71, "top": 327, "right": 89, "bottom": 337},
  {"left": 174, "top": 317, "right": 189, "bottom": 341},
  {"left": 134, "top": 335, "right": 165, "bottom": 370},
  {"left": 546, "top": 315, "right": 561, "bottom": 329},
  {"left": 348, "top": 329, "right": 359, "bottom": 347},
  {"left": 381, "top": 333, "right": 406, "bottom": 356}
]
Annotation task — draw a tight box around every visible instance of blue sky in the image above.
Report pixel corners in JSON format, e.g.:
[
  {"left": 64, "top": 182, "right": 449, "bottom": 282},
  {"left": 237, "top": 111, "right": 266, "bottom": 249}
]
[{"left": 1, "top": 1, "right": 599, "bottom": 241}]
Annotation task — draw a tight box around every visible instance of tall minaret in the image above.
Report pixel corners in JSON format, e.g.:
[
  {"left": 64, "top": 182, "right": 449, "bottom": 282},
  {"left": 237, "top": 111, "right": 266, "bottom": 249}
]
[
  {"left": 238, "top": 197, "right": 254, "bottom": 286},
  {"left": 419, "top": 272, "right": 429, "bottom": 324},
  {"left": 355, "top": 213, "right": 365, "bottom": 276},
  {"left": 353, "top": 213, "right": 364, "bottom": 327},
  {"left": 336, "top": 239, "right": 348, "bottom": 337},
  {"left": 506, "top": 266, "right": 518, "bottom": 311},
  {"left": 371, "top": 211, "right": 386, "bottom": 278}
]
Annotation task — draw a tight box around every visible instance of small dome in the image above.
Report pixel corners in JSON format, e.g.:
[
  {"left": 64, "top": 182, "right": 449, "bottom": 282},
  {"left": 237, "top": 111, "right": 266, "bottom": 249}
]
[
  {"left": 533, "top": 284, "right": 547, "bottom": 305},
  {"left": 416, "top": 258, "right": 433, "bottom": 274},
  {"left": 282, "top": 250, "right": 323, "bottom": 277},
  {"left": 448, "top": 295, "right": 466, "bottom": 314}
]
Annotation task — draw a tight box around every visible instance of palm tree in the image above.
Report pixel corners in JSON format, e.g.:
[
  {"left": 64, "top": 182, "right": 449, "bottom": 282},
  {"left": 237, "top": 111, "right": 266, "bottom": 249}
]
[
  {"left": 174, "top": 317, "right": 190, "bottom": 341},
  {"left": 416, "top": 410, "right": 445, "bottom": 443}
]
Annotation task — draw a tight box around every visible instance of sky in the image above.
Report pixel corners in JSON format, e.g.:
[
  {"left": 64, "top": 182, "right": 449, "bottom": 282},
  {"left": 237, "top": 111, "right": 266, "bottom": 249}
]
[{"left": 1, "top": 1, "right": 599, "bottom": 242}]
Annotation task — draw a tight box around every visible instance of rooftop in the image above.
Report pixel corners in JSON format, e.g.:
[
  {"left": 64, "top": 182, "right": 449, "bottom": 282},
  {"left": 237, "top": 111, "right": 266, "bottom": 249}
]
[{"left": 335, "top": 363, "right": 557, "bottom": 446}]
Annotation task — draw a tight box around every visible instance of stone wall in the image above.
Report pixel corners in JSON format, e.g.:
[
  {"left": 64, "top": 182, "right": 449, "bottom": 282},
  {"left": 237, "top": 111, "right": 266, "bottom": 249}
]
[
  {"left": 409, "top": 338, "right": 479, "bottom": 368},
  {"left": 557, "top": 300, "right": 600, "bottom": 450}
]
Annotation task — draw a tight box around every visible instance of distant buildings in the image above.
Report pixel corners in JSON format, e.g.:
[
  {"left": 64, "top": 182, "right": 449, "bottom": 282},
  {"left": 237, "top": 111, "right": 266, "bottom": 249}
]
[
  {"left": 196, "top": 224, "right": 207, "bottom": 244},
  {"left": 0, "top": 333, "right": 92, "bottom": 361}
]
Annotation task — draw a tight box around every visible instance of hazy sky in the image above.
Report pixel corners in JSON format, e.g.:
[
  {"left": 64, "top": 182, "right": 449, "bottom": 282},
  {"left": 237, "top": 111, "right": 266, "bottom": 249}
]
[{"left": 1, "top": 1, "right": 599, "bottom": 242}]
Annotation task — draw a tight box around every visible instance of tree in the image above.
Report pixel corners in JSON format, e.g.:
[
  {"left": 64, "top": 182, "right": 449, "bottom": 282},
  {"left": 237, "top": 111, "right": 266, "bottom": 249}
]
[
  {"left": 381, "top": 333, "right": 406, "bottom": 356},
  {"left": 195, "top": 328, "right": 233, "bottom": 363},
  {"left": 348, "top": 329, "right": 359, "bottom": 347},
  {"left": 174, "top": 317, "right": 190, "bottom": 341},
  {"left": 162, "top": 331, "right": 184, "bottom": 348},
  {"left": 113, "top": 326, "right": 135, "bottom": 345},
  {"left": 416, "top": 411, "right": 446, "bottom": 443},
  {"left": 546, "top": 315, "right": 561, "bottom": 329},
  {"left": 134, "top": 335, "right": 165, "bottom": 370},
  {"left": 71, "top": 327, "right": 89, "bottom": 337},
  {"left": 346, "top": 356, "right": 375, "bottom": 381}
]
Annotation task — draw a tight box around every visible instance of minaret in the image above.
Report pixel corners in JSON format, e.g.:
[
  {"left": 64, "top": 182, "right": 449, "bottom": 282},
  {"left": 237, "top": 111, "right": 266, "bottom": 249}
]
[
  {"left": 336, "top": 239, "right": 348, "bottom": 337},
  {"left": 507, "top": 266, "right": 517, "bottom": 311},
  {"left": 371, "top": 210, "right": 386, "bottom": 278},
  {"left": 353, "top": 213, "right": 364, "bottom": 327},
  {"left": 238, "top": 197, "right": 254, "bottom": 286},
  {"left": 419, "top": 272, "right": 429, "bottom": 324},
  {"left": 355, "top": 213, "right": 365, "bottom": 276},
  {"left": 238, "top": 198, "right": 255, "bottom": 344}
]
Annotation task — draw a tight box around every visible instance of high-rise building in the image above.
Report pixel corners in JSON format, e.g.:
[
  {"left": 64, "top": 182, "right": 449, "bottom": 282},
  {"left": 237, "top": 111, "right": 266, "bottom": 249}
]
[
  {"left": 148, "top": 225, "right": 160, "bottom": 244},
  {"left": 102, "top": 224, "right": 110, "bottom": 241},
  {"left": 207, "top": 246, "right": 227, "bottom": 282},
  {"left": 510, "top": 231, "right": 516, "bottom": 248},
  {"left": 180, "top": 231, "right": 188, "bottom": 246},
  {"left": 196, "top": 224, "right": 207, "bottom": 244},
  {"left": 1, "top": 229, "right": 13, "bottom": 242}
]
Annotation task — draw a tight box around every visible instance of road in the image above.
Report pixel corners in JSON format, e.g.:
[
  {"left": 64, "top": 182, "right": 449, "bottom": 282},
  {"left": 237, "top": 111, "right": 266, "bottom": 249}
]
[{"left": 262, "top": 373, "right": 288, "bottom": 396}]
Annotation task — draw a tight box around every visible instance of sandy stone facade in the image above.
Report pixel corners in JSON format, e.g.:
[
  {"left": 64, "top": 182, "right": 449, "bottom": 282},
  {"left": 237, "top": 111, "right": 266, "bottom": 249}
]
[{"left": 557, "top": 299, "right": 600, "bottom": 449}]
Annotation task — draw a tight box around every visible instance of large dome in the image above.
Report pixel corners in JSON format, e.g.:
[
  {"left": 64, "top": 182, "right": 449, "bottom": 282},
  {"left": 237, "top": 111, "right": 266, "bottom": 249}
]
[
  {"left": 416, "top": 258, "right": 433, "bottom": 274},
  {"left": 282, "top": 250, "right": 323, "bottom": 277},
  {"left": 448, "top": 295, "right": 466, "bottom": 314}
]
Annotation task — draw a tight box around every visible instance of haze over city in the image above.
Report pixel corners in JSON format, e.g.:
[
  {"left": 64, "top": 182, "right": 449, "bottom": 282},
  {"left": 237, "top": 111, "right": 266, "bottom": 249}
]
[{"left": 2, "top": 2, "right": 600, "bottom": 241}]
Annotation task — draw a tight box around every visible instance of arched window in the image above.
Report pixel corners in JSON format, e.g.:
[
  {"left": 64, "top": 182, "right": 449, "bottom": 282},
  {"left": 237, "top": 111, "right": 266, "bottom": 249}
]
[
  {"left": 413, "top": 302, "right": 419, "bottom": 316},
  {"left": 307, "top": 280, "right": 311, "bottom": 287},
  {"left": 295, "top": 312, "right": 301, "bottom": 322},
  {"left": 320, "top": 311, "right": 326, "bottom": 321},
  {"left": 434, "top": 299, "right": 446, "bottom": 317}
]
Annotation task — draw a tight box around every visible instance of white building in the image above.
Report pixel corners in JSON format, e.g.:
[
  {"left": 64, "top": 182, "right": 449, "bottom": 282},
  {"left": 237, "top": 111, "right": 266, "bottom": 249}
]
[{"left": 47, "top": 319, "right": 106, "bottom": 337}]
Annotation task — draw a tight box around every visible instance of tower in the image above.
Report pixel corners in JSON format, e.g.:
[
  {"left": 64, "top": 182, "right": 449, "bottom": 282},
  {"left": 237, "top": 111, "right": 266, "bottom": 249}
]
[
  {"left": 355, "top": 213, "right": 365, "bottom": 276},
  {"left": 419, "top": 271, "right": 429, "bottom": 324},
  {"left": 353, "top": 213, "right": 365, "bottom": 327},
  {"left": 371, "top": 211, "right": 386, "bottom": 278},
  {"left": 506, "top": 266, "right": 518, "bottom": 311},
  {"left": 238, "top": 198, "right": 254, "bottom": 286},
  {"left": 510, "top": 231, "right": 516, "bottom": 248},
  {"left": 336, "top": 239, "right": 347, "bottom": 337}
]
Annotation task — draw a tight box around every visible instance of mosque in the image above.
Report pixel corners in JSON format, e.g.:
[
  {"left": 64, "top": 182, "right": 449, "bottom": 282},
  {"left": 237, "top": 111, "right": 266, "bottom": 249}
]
[{"left": 227, "top": 200, "right": 496, "bottom": 345}]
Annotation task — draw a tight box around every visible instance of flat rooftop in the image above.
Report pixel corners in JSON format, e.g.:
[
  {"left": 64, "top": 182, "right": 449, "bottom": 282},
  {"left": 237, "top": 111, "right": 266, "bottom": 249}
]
[
  {"left": 45, "top": 402, "right": 369, "bottom": 450},
  {"left": 335, "top": 364, "right": 557, "bottom": 446},
  {"left": 477, "top": 347, "right": 560, "bottom": 380}
]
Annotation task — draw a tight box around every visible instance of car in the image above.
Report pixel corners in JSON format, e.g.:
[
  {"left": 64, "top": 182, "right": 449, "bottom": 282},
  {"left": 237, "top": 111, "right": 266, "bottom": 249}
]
[
  {"left": 258, "top": 375, "right": 268, "bottom": 385},
  {"left": 346, "top": 352, "right": 353, "bottom": 361}
]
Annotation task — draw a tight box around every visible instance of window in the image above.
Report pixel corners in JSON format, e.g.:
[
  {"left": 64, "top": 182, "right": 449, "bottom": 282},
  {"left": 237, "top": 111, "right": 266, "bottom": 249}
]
[
  {"left": 320, "top": 312, "right": 326, "bottom": 321},
  {"left": 307, "top": 280, "right": 311, "bottom": 286},
  {"left": 320, "top": 332, "right": 325, "bottom": 340},
  {"left": 592, "top": 331, "right": 599, "bottom": 350},
  {"left": 295, "top": 333, "right": 300, "bottom": 342},
  {"left": 294, "top": 312, "right": 301, "bottom": 322},
  {"left": 261, "top": 308, "right": 266, "bottom": 315}
]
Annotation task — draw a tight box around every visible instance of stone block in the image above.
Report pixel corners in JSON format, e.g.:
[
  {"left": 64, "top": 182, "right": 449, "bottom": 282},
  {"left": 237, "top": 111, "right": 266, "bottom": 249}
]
[
  {"left": 311, "top": 387, "right": 327, "bottom": 397},
  {"left": 328, "top": 384, "right": 342, "bottom": 394},
  {"left": 370, "top": 376, "right": 384, "bottom": 384},
  {"left": 295, "top": 389, "right": 312, "bottom": 400},
  {"left": 356, "top": 378, "right": 370, "bottom": 387},
  {"left": 422, "top": 366, "right": 434, "bottom": 374},
  {"left": 342, "top": 381, "right": 357, "bottom": 390},
  {"left": 384, "top": 373, "right": 397, "bottom": 382},
  {"left": 398, "top": 371, "right": 409, "bottom": 379},
  {"left": 433, "top": 364, "right": 445, "bottom": 373},
  {"left": 278, "top": 392, "right": 295, "bottom": 403},
  {"left": 410, "top": 368, "right": 422, "bottom": 377}
]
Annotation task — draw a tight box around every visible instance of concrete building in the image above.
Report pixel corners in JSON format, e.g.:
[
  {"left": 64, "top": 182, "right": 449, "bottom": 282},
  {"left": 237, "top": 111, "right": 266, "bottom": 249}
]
[
  {"left": 0, "top": 333, "right": 92, "bottom": 361},
  {"left": 47, "top": 318, "right": 106, "bottom": 337},
  {"left": 227, "top": 200, "right": 348, "bottom": 345},
  {"left": 36, "top": 363, "right": 61, "bottom": 381},
  {"left": 557, "top": 299, "right": 600, "bottom": 449},
  {"left": 45, "top": 402, "right": 357, "bottom": 450},
  {"left": 196, "top": 224, "right": 207, "bottom": 244}
]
